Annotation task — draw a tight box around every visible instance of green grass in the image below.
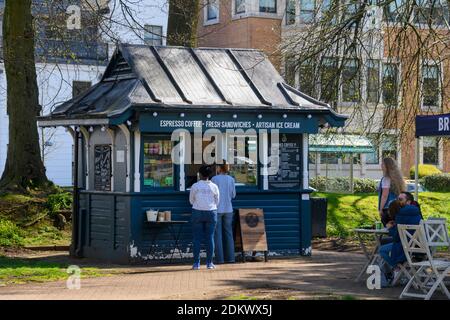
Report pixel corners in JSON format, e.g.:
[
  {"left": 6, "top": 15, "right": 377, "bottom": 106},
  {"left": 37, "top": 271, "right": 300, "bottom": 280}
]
[
  {"left": 225, "top": 294, "right": 259, "bottom": 300},
  {"left": 313, "top": 192, "right": 450, "bottom": 238},
  {"left": 0, "top": 255, "right": 109, "bottom": 285}
]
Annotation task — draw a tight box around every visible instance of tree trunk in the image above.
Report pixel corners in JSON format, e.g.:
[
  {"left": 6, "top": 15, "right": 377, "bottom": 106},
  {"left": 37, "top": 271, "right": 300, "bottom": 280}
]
[
  {"left": 167, "top": 0, "right": 200, "bottom": 47},
  {"left": 0, "top": 0, "right": 49, "bottom": 193}
]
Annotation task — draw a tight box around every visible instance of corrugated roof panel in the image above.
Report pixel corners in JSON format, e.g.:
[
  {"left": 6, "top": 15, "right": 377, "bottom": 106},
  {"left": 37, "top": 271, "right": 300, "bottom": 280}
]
[
  {"left": 193, "top": 49, "right": 262, "bottom": 106},
  {"left": 156, "top": 47, "right": 223, "bottom": 104},
  {"left": 123, "top": 45, "right": 184, "bottom": 104},
  {"left": 231, "top": 50, "right": 289, "bottom": 107}
]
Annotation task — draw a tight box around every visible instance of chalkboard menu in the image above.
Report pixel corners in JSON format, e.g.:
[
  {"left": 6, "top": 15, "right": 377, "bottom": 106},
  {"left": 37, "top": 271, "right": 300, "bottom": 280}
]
[
  {"left": 268, "top": 134, "right": 301, "bottom": 189},
  {"left": 94, "top": 145, "right": 112, "bottom": 191}
]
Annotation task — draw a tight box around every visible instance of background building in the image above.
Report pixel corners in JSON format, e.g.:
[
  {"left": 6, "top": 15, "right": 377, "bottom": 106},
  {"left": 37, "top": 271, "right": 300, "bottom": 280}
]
[
  {"left": 0, "top": 0, "right": 169, "bottom": 186},
  {"left": 198, "top": 0, "right": 450, "bottom": 180}
]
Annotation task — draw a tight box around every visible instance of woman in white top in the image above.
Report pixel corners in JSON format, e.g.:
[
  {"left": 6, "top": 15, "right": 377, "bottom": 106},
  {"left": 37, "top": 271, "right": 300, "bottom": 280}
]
[
  {"left": 189, "top": 165, "right": 219, "bottom": 270},
  {"left": 378, "top": 157, "right": 406, "bottom": 225}
]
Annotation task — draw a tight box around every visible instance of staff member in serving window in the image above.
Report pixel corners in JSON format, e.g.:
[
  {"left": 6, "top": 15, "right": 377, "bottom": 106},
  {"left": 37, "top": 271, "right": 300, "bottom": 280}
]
[
  {"left": 212, "top": 162, "right": 236, "bottom": 264},
  {"left": 189, "top": 165, "right": 219, "bottom": 270}
]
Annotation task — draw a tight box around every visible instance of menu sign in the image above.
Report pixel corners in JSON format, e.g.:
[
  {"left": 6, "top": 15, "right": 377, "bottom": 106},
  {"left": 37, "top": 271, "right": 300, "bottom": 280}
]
[
  {"left": 94, "top": 145, "right": 112, "bottom": 191},
  {"left": 268, "top": 134, "right": 301, "bottom": 189}
]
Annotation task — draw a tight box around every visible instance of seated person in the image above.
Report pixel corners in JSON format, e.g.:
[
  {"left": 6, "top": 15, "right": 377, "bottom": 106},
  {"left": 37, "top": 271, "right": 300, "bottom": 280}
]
[
  {"left": 398, "top": 191, "right": 423, "bottom": 219},
  {"left": 379, "top": 199, "right": 422, "bottom": 280}
]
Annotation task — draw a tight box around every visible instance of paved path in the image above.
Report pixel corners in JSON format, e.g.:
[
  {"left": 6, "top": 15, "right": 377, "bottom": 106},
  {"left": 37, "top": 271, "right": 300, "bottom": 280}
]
[{"left": 0, "top": 250, "right": 424, "bottom": 300}]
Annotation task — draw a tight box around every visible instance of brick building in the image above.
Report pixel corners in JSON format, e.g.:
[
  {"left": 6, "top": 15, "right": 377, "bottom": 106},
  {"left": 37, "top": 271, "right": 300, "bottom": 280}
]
[{"left": 197, "top": 0, "right": 450, "bottom": 180}]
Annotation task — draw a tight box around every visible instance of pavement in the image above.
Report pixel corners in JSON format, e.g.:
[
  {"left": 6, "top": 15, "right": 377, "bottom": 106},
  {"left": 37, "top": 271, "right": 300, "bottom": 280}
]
[{"left": 0, "top": 250, "right": 421, "bottom": 300}]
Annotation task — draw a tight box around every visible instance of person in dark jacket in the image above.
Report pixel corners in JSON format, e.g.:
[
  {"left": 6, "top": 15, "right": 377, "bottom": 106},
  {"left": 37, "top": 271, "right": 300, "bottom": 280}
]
[
  {"left": 379, "top": 200, "right": 422, "bottom": 272},
  {"left": 398, "top": 191, "right": 423, "bottom": 219}
]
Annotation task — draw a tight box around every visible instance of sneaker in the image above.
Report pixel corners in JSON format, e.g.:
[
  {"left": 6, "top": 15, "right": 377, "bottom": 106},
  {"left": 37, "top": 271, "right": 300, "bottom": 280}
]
[
  {"left": 207, "top": 263, "right": 216, "bottom": 269},
  {"left": 192, "top": 262, "right": 200, "bottom": 270}
]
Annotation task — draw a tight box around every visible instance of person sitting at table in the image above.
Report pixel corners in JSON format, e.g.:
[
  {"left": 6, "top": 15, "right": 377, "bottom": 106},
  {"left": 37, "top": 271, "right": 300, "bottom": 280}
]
[
  {"left": 398, "top": 191, "right": 423, "bottom": 219},
  {"left": 211, "top": 162, "right": 236, "bottom": 264},
  {"left": 379, "top": 199, "right": 422, "bottom": 282},
  {"left": 189, "top": 165, "right": 220, "bottom": 270}
]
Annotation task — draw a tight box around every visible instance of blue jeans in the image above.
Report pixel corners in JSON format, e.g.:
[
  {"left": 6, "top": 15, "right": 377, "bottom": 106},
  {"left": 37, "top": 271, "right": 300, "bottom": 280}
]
[
  {"left": 214, "top": 212, "right": 235, "bottom": 263},
  {"left": 379, "top": 243, "right": 396, "bottom": 267},
  {"left": 191, "top": 209, "right": 217, "bottom": 265}
]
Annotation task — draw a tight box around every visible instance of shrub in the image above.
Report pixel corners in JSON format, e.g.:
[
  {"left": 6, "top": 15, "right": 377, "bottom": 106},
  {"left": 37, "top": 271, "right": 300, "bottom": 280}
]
[
  {"left": 353, "top": 178, "right": 378, "bottom": 193},
  {"left": 310, "top": 176, "right": 378, "bottom": 193},
  {"left": 0, "top": 219, "right": 24, "bottom": 247},
  {"left": 46, "top": 192, "right": 72, "bottom": 215},
  {"left": 422, "top": 173, "right": 450, "bottom": 192},
  {"left": 410, "top": 164, "right": 442, "bottom": 179}
]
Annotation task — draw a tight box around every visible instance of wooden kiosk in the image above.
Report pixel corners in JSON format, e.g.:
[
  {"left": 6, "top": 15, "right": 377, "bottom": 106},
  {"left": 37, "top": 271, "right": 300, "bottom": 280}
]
[{"left": 38, "top": 44, "right": 347, "bottom": 263}]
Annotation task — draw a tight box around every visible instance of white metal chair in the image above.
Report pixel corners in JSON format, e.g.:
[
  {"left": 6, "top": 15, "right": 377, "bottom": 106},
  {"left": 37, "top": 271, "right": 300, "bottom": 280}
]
[{"left": 397, "top": 224, "right": 450, "bottom": 300}]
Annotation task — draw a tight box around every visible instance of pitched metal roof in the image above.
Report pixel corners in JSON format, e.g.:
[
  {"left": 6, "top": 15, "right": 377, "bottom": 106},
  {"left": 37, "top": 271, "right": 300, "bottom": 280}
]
[{"left": 41, "top": 44, "right": 347, "bottom": 126}]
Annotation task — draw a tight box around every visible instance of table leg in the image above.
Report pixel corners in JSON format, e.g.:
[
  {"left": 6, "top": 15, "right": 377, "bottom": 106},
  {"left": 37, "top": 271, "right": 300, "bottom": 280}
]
[
  {"left": 355, "top": 233, "right": 383, "bottom": 282},
  {"left": 148, "top": 226, "right": 162, "bottom": 261},
  {"left": 168, "top": 224, "right": 185, "bottom": 263}
]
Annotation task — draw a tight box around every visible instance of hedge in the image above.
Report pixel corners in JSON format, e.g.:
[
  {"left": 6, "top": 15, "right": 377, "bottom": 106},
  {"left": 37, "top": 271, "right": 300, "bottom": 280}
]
[
  {"left": 310, "top": 176, "right": 378, "bottom": 193},
  {"left": 410, "top": 164, "right": 442, "bottom": 179},
  {"left": 422, "top": 173, "right": 450, "bottom": 192}
]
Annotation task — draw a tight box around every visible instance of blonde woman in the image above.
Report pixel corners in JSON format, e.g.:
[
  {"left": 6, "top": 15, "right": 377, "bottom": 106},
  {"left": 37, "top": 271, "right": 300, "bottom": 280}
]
[{"left": 378, "top": 157, "right": 406, "bottom": 226}]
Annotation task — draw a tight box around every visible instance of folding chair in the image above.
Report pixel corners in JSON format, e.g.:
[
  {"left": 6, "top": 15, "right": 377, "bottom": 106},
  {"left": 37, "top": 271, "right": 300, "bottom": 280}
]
[{"left": 398, "top": 224, "right": 450, "bottom": 300}]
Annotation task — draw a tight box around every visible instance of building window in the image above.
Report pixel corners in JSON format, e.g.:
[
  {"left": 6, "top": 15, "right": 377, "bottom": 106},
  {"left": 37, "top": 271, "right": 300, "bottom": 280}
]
[
  {"left": 367, "top": 60, "right": 380, "bottom": 103},
  {"left": 143, "top": 135, "right": 174, "bottom": 188},
  {"left": 144, "top": 25, "right": 163, "bottom": 46},
  {"left": 423, "top": 136, "right": 439, "bottom": 165},
  {"left": 321, "top": 152, "right": 338, "bottom": 164},
  {"left": 206, "top": 0, "right": 219, "bottom": 21},
  {"left": 299, "top": 60, "right": 316, "bottom": 97},
  {"left": 384, "top": 0, "right": 406, "bottom": 22},
  {"left": 286, "top": 0, "right": 296, "bottom": 25},
  {"left": 284, "top": 56, "right": 296, "bottom": 87},
  {"left": 320, "top": 57, "right": 338, "bottom": 104},
  {"left": 381, "top": 136, "right": 397, "bottom": 160},
  {"left": 341, "top": 58, "right": 360, "bottom": 103},
  {"left": 235, "top": 0, "right": 245, "bottom": 14},
  {"left": 382, "top": 62, "right": 399, "bottom": 107},
  {"left": 300, "top": 0, "right": 316, "bottom": 23},
  {"left": 421, "top": 63, "right": 440, "bottom": 108},
  {"left": 414, "top": 0, "right": 449, "bottom": 26},
  {"left": 259, "top": 0, "right": 277, "bottom": 13},
  {"left": 365, "top": 135, "right": 380, "bottom": 164},
  {"left": 72, "top": 81, "right": 91, "bottom": 98}
]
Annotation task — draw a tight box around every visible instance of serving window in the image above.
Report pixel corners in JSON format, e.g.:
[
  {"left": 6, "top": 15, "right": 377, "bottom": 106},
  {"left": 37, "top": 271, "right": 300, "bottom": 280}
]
[
  {"left": 143, "top": 135, "right": 174, "bottom": 188},
  {"left": 184, "top": 132, "right": 258, "bottom": 189}
]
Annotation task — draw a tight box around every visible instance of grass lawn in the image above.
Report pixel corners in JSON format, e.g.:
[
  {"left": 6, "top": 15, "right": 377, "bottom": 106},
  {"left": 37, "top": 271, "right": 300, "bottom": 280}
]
[
  {"left": 313, "top": 192, "right": 450, "bottom": 238},
  {"left": 0, "top": 255, "right": 113, "bottom": 286}
]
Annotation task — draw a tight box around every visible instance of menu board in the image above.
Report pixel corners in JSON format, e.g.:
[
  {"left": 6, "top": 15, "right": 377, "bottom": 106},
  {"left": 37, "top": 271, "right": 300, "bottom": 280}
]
[
  {"left": 268, "top": 134, "right": 301, "bottom": 189},
  {"left": 94, "top": 145, "right": 112, "bottom": 191}
]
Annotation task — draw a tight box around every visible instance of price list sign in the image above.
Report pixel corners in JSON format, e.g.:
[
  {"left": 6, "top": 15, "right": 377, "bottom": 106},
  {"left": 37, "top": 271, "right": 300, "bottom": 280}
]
[{"left": 268, "top": 134, "right": 301, "bottom": 189}]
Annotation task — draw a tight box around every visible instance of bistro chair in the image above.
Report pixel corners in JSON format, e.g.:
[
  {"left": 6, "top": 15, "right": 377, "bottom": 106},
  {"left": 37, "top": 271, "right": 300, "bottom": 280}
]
[
  {"left": 422, "top": 218, "right": 450, "bottom": 256},
  {"left": 397, "top": 224, "right": 450, "bottom": 300}
]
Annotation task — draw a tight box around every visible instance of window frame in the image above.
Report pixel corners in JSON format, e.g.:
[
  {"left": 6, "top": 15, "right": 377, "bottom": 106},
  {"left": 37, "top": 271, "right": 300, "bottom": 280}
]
[
  {"left": 204, "top": 0, "right": 220, "bottom": 25},
  {"left": 259, "top": 0, "right": 277, "bottom": 14},
  {"left": 143, "top": 24, "right": 163, "bottom": 46},
  {"left": 420, "top": 61, "right": 442, "bottom": 110},
  {"left": 141, "top": 134, "right": 177, "bottom": 191}
]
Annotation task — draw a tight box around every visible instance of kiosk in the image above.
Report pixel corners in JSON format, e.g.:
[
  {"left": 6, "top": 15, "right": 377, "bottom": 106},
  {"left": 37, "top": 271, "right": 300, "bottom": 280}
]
[{"left": 38, "top": 44, "right": 348, "bottom": 263}]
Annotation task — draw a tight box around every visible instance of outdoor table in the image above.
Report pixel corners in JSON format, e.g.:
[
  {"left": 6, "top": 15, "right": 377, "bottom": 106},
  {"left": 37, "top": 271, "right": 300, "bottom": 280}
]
[
  {"left": 353, "top": 228, "right": 389, "bottom": 282},
  {"left": 146, "top": 221, "right": 189, "bottom": 263}
]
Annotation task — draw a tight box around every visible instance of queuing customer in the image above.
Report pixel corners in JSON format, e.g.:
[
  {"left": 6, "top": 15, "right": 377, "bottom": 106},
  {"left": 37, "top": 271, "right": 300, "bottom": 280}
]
[
  {"left": 189, "top": 165, "right": 219, "bottom": 270},
  {"left": 212, "top": 163, "right": 236, "bottom": 264}
]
